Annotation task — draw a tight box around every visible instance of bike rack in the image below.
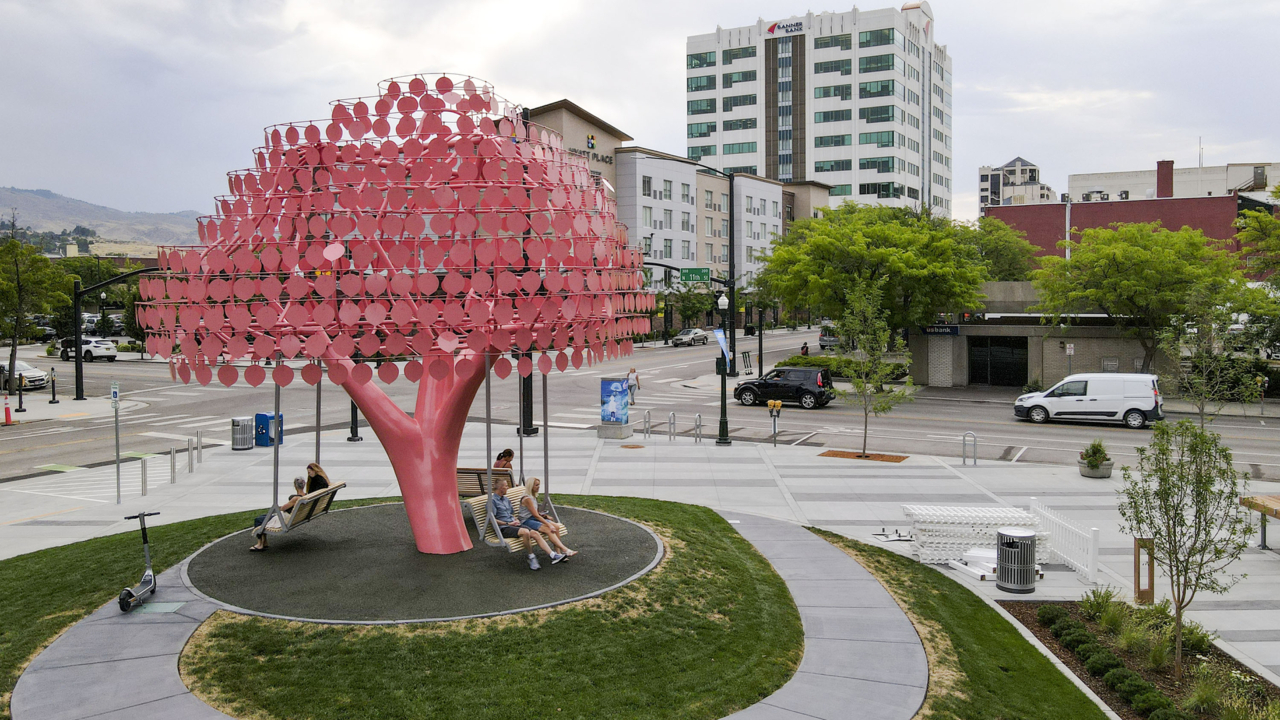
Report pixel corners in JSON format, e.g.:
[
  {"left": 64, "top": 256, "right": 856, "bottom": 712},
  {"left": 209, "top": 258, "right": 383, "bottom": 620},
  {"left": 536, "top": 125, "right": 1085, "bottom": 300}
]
[
  {"left": 668, "top": 412, "right": 676, "bottom": 441},
  {"left": 643, "top": 410, "right": 652, "bottom": 439},
  {"left": 962, "top": 431, "right": 978, "bottom": 466},
  {"left": 694, "top": 414, "right": 702, "bottom": 443}
]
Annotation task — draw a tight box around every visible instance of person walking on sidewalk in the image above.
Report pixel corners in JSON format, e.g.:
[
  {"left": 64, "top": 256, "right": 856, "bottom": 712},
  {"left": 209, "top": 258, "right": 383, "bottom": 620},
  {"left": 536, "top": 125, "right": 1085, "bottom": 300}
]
[{"left": 627, "top": 368, "right": 639, "bottom": 405}]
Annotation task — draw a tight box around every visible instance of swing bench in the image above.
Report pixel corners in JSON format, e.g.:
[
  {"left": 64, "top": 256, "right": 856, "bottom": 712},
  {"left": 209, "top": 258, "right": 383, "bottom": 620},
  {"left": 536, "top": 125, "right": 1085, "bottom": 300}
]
[
  {"left": 463, "top": 485, "right": 568, "bottom": 554},
  {"left": 457, "top": 467, "right": 515, "bottom": 497},
  {"left": 253, "top": 482, "right": 347, "bottom": 538}
]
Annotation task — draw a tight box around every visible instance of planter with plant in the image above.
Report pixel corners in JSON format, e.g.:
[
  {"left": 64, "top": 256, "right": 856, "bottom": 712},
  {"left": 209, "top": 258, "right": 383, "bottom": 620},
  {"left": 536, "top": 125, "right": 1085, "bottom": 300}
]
[{"left": 1079, "top": 439, "right": 1114, "bottom": 478}]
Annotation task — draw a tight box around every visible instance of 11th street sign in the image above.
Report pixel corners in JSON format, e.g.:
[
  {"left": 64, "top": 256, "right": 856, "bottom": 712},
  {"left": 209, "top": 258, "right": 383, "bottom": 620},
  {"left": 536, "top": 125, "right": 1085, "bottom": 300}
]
[{"left": 680, "top": 267, "right": 711, "bottom": 283}]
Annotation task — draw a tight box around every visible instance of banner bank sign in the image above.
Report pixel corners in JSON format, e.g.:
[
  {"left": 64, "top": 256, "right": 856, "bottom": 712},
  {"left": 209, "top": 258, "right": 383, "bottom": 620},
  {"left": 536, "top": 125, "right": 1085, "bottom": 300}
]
[{"left": 767, "top": 20, "right": 804, "bottom": 34}]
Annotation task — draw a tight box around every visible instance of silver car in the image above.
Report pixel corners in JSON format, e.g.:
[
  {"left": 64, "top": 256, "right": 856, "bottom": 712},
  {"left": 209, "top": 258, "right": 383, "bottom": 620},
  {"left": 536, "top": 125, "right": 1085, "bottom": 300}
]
[
  {"left": 671, "top": 328, "right": 709, "bottom": 347},
  {"left": 0, "top": 360, "right": 50, "bottom": 389}
]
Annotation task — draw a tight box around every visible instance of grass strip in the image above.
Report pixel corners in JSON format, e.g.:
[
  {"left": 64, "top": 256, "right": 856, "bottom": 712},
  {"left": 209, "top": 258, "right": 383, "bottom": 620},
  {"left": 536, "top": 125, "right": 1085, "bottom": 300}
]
[
  {"left": 179, "top": 495, "right": 801, "bottom": 720},
  {"left": 812, "top": 528, "right": 1110, "bottom": 720},
  {"left": 0, "top": 496, "right": 418, "bottom": 720}
]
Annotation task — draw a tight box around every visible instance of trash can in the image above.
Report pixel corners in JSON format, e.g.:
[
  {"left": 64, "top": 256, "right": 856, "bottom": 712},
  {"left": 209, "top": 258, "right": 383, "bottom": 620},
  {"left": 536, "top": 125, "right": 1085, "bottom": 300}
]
[
  {"left": 996, "top": 526, "right": 1037, "bottom": 594},
  {"left": 231, "top": 417, "right": 254, "bottom": 451},
  {"left": 254, "top": 412, "right": 282, "bottom": 447}
]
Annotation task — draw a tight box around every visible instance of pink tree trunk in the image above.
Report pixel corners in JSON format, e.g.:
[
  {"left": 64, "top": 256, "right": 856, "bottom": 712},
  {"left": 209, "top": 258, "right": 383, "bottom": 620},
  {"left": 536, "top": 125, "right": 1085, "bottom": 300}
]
[{"left": 323, "top": 351, "right": 490, "bottom": 554}]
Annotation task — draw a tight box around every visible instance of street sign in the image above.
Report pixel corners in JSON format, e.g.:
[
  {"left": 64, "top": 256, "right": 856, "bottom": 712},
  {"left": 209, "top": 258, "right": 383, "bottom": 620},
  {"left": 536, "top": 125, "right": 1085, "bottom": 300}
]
[
  {"left": 1065, "top": 344, "right": 1075, "bottom": 356},
  {"left": 680, "top": 267, "right": 711, "bottom": 283}
]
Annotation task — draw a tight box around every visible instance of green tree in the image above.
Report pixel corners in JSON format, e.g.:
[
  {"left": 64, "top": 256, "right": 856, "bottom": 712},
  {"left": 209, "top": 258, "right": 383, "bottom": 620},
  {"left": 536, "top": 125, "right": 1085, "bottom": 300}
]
[
  {"left": 1032, "top": 223, "right": 1251, "bottom": 373},
  {"left": 953, "top": 217, "right": 1040, "bottom": 281},
  {"left": 834, "top": 279, "right": 914, "bottom": 456},
  {"left": 0, "top": 239, "right": 70, "bottom": 391},
  {"left": 758, "top": 204, "right": 987, "bottom": 331},
  {"left": 1158, "top": 285, "right": 1266, "bottom": 428},
  {"left": 669, "top": 282, "right": 713, "bottom": 329},
  {"left": 1117, "top": 420, "right": 1253, "bottom": 678}
]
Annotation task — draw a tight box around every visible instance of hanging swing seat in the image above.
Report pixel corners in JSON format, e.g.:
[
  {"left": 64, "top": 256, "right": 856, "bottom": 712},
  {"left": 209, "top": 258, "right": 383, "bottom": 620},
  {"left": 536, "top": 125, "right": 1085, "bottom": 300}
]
[
  {"left": 254, "top": 482, "right": 347, "bottom": 538},
  {"left": 463, "top": 485, "right": 569, "bottom": 554},
  {"left": 456, "top": 467, "right": 516, "bottom": 497}
]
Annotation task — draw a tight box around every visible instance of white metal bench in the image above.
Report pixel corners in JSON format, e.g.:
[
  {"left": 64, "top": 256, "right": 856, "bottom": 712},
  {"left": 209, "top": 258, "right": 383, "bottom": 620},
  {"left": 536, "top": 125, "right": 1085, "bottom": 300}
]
[{"left": 254, "top": 482, "right": 346, "bottom": 537}]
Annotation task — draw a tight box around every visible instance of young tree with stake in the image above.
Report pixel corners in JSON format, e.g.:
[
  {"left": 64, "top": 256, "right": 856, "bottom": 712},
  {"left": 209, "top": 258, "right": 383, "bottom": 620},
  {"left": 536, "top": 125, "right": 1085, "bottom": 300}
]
[
  {"left": 834, "top": 280, "right": 913, "bottom": 456},
  {"left": 1117, "top": 420, "right": 1253, "bottom": 678}
]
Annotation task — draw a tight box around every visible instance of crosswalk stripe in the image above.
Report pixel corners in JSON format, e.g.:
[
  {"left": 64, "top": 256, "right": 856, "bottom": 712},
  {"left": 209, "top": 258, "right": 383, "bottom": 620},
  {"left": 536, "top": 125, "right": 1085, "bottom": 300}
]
[
  {"left": 176, "top": 418, "right": 230, "bottom": 428},
  {"left": 149, "top": 415, "right": 217, "bottom": 426}
]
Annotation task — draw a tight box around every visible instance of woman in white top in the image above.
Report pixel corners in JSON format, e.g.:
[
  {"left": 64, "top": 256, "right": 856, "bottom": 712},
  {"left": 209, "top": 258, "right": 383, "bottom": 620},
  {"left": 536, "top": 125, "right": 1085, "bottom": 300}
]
[
  {"left": 519, "top": 477, "right": 576, "bottom": 557},
  {"left": 627, "top": 368, "right": 639, "bottom": 404}
]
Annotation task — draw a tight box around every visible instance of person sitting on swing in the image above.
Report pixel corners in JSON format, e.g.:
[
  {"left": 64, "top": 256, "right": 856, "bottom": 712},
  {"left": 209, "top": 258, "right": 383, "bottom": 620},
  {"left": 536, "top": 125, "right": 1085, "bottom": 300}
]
[
  {"left": 249, "top": 463, "right": 332, "bottom": 552},
  {"left": 491, "top": 476, "right": 564, "bottom": 570},
  {"left": 494, "top": 448, "right": 514, "bottom": 470},
  {"left": 519, "top": 477, "right": 576, "bottom": 558}
]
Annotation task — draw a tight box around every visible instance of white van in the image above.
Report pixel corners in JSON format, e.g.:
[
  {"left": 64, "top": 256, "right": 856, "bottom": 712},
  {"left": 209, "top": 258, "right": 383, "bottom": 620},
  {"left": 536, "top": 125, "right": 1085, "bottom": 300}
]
[{"left": 1014, "top": 373, "right": 1164, "bottom": 429}]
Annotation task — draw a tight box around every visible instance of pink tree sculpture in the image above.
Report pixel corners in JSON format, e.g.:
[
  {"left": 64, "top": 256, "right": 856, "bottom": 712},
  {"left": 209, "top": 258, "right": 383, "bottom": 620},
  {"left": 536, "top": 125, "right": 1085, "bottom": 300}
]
[{"left": 137, "top": 74, "right": 653, "bottom": 554}]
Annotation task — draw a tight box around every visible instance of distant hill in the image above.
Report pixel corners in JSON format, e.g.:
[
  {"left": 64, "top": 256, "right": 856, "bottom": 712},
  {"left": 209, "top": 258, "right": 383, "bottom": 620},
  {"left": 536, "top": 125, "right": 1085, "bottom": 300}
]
[{"left": 0, "top": 187, "right": 202, "bottom": 246}]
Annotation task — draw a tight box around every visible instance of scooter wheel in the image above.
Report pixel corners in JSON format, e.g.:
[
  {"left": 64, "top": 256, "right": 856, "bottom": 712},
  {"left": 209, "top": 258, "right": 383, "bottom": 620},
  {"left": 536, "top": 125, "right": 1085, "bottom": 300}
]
[{"left": 118, "top": 590, "right": 133, "bottom": 612}]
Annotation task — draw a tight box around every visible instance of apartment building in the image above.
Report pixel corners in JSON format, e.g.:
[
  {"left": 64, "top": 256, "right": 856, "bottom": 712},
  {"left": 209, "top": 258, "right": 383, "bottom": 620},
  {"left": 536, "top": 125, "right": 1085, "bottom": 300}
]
[
  {"left": 979, "top": 157, "right": 1056, "bottom": 209},
  {"left": 685, "top": 2, "right": 953, "bottom": 216}
]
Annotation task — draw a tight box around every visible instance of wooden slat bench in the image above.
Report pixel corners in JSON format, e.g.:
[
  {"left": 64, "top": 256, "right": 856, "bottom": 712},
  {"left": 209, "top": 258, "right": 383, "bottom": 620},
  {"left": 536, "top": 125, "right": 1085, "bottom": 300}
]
[
  {"left": 457, "top": 467, "right": 514, "bottom": 498},
  {"left": 1241, "top": 495, "right": 1280, "bottom": 550},
  {"left": 463, "top": 486, "right": 568, "bottom": 554},
  {"left": 255, "top": 482, "right": 347, "bottom": 537}
]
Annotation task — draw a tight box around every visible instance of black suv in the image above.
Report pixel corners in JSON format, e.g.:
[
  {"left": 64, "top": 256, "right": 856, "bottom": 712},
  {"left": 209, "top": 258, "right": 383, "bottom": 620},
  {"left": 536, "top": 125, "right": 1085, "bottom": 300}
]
[{"left": 735, "top": 367, "right": 835, "bottom": 409}]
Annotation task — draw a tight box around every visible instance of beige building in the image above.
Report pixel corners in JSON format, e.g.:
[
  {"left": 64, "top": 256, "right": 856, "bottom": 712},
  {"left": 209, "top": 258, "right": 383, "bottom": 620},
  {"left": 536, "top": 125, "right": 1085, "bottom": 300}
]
[
  {"left": 783, "top": 180, "right": 833, "bottom": 222},
  {"left": 527, "top": 99, "right": 633, "bottom": 189}
]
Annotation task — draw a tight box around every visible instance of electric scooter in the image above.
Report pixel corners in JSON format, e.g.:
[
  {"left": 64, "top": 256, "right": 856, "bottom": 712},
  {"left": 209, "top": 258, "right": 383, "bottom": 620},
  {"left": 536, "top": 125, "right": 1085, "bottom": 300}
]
[{"left": 118, "top": 511, "right": 160, "bottom": 612}]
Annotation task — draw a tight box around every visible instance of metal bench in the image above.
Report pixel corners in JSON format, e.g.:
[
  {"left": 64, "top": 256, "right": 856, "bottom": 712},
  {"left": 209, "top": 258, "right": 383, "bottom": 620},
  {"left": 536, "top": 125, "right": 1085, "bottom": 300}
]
[
  {"left": 463, "top": 486, "right": 568, "bottom": 554},
  {"left": 457, "top": 467, "right": 515, "bottom": 498},
  {"left": 254, "top": 482, "right": 346, "bottom": 538}
]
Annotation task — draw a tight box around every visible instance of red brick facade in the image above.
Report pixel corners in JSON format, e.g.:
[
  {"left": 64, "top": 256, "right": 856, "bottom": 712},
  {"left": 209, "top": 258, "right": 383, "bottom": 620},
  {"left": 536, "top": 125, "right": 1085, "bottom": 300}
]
[{"left": 983, "top": 195, "right": 1243, "bottom": 257}]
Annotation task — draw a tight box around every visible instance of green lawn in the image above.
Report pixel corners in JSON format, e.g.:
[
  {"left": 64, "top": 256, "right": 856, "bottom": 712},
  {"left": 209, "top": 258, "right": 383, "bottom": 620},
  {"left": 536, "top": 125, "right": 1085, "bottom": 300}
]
[
  {"left": 0, "top": 497, "right": 397, "bottom": 720},
  {"left": 813, "top": 529, "right": 1109, "bottom": 720}
]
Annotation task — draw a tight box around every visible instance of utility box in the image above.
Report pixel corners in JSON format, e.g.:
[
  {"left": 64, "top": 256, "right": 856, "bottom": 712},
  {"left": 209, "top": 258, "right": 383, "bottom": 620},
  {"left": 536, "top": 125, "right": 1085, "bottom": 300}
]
[
  {"left": 996, "top": 527, "right": 1037, "bottom": 594},
  {"left": 254, "top": 412, "right": 282, "bottom": 447},
  {"left": 231, "top": 417, "right": 254, "bottom": 451}
]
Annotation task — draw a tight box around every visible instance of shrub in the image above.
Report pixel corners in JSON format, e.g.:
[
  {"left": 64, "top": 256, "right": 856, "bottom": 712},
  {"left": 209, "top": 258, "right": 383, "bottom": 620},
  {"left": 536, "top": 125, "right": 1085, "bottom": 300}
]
[
  {"left": 1104, "top": 667, "right": 1141, "bottom": 690},
  {"left": 1074, "top": 642, "right": 1104, "bottom": 661},
  {"left": 1037, "top": 604, "right": 1070, "bottom": 627},
  {"left": 1060, "top": 629, "right": 1095, "bottom": 652},
  {"left": 1117, "top": 676, "right": 1156, "bottom": 703},
  {"left": 45, "top": 345, "right": 57, "bottom": 356},
  {"left": 1084, "top": 651, "right": 1124, "bottom": 677},
  {"left": 1132, "top": 690, "right": 1174, "bottom": 715},
  {"left": 1146, "top": 633, "right": 1170, "bottom": 672},
  {"left": 1050, "top": 617, "right": 1086, "bottom": 639},
  {"left": 1117, "top": 619, "right": 1155, "bottom": 655},
  {"left": 1184, "top": 664, "right": 1222, "bottom": 714},
  {"left": 774, "top": 354, "right": 909, "bottom": 381},
  {"left": 1022, "top": 377, "right": 1045, "bottom": 393},
  {"left": 1133, "top": 599, "right": 1173, "bottom": 630},
  {"left": 1080, "top": 587, "right": 1118, "bottom": 620},
  {"left": 1080, "top": 439, "right": 1111, "bottom": 470},
  {"left": 1181, "top": 620, "right": 1216, "bottom": 654},
  {"left": 1148, "top": 709, "right": 1193, "bottom": 720},
  {"left": 1100, "top": 602, "right": 1128, "bottom": 635}
]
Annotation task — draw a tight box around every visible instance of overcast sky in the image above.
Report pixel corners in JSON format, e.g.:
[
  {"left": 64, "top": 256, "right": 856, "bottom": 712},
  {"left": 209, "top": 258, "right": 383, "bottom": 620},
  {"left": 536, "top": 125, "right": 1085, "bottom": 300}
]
[{"left": 2, "top": 0, "right": 1277, "bottom": 222}]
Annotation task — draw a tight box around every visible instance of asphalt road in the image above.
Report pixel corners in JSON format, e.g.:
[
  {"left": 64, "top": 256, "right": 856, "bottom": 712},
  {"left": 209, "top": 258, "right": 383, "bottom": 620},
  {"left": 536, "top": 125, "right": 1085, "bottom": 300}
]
[{"left": 3, "top": 328, "right": 1279, "bottom": 483}]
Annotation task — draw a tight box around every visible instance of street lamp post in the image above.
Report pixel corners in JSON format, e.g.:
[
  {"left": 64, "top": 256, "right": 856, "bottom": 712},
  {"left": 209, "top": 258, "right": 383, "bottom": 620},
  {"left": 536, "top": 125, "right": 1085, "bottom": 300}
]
[{"left": 716, "top": 293, "right": 731, "bottom": 446}]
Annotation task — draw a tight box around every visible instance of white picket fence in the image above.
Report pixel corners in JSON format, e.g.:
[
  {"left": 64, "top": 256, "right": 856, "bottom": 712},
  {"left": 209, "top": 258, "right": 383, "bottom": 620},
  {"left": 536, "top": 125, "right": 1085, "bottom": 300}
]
[
  {"left": 901, "top": 505, "right": 1049, "bottom": 565},
  {"left": 1029, "top": 497, "right": 1100, "bottom": 583}
]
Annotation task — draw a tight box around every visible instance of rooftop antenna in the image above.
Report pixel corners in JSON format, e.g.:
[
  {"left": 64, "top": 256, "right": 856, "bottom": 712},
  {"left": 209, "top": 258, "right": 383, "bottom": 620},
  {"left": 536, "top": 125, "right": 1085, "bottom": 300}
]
[{"left": 1198, "top": 136, "right": 1203, "bottom": 168}]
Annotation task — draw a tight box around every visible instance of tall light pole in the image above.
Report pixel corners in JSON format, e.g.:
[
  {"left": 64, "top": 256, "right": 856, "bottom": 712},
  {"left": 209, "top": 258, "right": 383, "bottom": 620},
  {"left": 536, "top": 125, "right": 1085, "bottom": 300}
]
[{"left": 716, "top": 292, "right": 731, "bottom": 446}]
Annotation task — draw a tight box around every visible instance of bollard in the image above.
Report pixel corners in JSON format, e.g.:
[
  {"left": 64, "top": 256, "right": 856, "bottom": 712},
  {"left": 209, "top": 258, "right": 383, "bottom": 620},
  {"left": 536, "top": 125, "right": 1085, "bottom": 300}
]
[
  {"left": 48, "top": 367, "right": 58, "bottom": 404},
  {"left": 15, "top": 377, "right": 25, "bottom": 413},
  {"left": 643, "top": 410, "right": 651, "bottom": 439},
  {"left": 170, "top": 447, "right": 176, "bottom": 483},
  {"left": 140, "top": 458, "right": 148, "bottom": 496},
  {"left": 196, "top": 430, "right": 203, "bottom": 463},
  {"left": 187, "top": 438, "right": 194, "bottom": 472},
  {"left": 668, "top": 412, "right": 676, "bottom": 441},
  {"left": 694, "top": 414, "right": 702, "bottom": 443}
]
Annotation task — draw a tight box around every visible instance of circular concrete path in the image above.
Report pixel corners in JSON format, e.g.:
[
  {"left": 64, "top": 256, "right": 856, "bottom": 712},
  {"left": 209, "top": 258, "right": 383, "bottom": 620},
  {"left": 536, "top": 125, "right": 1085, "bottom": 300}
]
[{"left": 185, "top": 504, "right": 661, "bottom": 622}]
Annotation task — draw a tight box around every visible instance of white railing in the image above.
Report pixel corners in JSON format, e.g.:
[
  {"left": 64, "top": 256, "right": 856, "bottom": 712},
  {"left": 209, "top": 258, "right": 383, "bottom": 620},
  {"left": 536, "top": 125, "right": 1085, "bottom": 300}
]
[
  {"left": 1029, "top": 498, "right": 1100, "bottom": 583},
  {"left": 901, "top": 505, "right": 1047, "bottom": 564}
]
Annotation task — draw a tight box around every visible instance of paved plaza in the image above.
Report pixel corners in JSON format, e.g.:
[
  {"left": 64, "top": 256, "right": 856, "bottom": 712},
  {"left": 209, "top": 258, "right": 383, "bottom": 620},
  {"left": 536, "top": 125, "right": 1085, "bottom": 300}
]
[{"left": 5, "top": 422, "right": 1280, "bottom": 718}]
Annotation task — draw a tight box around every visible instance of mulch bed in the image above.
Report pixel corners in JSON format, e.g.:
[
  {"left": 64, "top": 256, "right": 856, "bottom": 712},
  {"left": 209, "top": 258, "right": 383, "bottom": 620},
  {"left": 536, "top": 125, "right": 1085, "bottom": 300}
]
[
  {"left": 1000, "top": 600, "right": 1280, "bottom": 720},
  {"left": 819, "top": 450, "right": 908, "bottom": 463}
]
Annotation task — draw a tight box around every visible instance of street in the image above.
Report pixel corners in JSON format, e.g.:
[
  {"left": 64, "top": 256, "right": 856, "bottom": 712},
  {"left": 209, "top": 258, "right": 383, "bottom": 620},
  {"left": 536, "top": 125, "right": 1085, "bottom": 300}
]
[{"left": 2, "top": 328, "right": 1279, "bottom": 483}]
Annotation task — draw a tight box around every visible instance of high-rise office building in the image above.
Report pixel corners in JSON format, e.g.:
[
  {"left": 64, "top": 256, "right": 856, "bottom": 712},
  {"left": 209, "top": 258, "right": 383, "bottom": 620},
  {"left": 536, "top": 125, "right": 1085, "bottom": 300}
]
[
  {"left": 979, "top": 157, "right": 1056, "bottom": 208},
  {"left": 686, "top": 2, "right": 953, "bottom": 216}
]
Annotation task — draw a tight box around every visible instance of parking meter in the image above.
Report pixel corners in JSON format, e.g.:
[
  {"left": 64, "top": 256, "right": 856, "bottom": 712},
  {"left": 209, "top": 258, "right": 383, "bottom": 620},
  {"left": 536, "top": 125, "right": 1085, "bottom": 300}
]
[{"left": 767, "top": 400, "right": 782, "bottom": 445}]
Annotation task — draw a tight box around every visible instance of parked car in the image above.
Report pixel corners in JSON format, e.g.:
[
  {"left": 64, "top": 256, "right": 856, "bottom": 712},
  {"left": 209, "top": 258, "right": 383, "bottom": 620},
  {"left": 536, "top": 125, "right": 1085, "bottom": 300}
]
[
  {"left": 1014, "top": 373, "right": 1163, "bottom": 429},
  {"left": 60, "top": 337, "right": 118, "bottom": 362},
  {"left": 0, "top": 360, "right": 50, "bottom": 389},
  {"left": 35, "top": 326, "right": 56, "bottom": 342},
  {"left": 735, "top": 366, "right": 835, "bottom": 409},
  {"left": 819, "top": 325, "right": 841, "bottom": 351},
  {"left": 671, "top": 328, "right": 709, "bottom": 347}
]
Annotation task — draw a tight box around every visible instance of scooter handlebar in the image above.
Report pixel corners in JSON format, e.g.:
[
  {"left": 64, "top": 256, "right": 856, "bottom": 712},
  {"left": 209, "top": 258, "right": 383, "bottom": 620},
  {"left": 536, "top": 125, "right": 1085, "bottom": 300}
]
[{"left": 124, "top": 512, "right": 161, "bottom": 520}]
